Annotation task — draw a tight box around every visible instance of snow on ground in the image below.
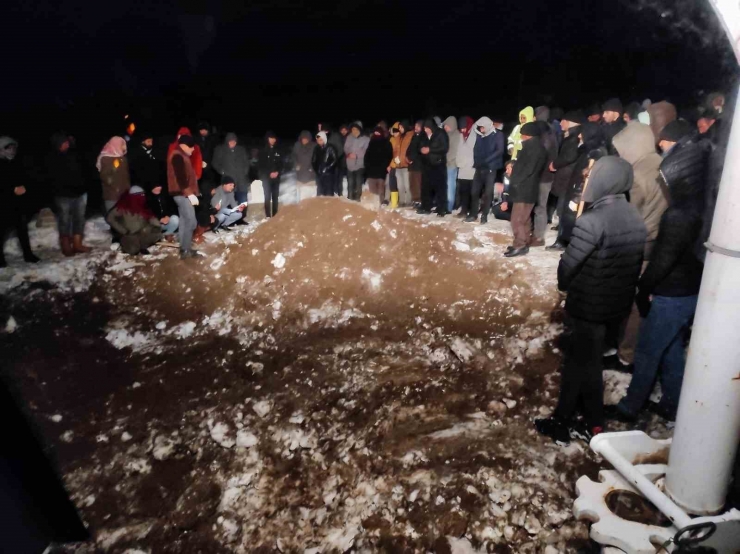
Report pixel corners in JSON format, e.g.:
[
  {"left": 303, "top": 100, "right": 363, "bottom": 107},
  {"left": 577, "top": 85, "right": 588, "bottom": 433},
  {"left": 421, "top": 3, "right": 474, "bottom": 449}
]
[{"left": 0, "top": 200, "right": 671, "bottom": 553}]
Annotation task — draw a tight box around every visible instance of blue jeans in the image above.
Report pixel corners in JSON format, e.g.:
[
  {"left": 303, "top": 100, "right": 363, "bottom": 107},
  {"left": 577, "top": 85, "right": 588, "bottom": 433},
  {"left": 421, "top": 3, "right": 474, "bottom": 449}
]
[
  {"left": 214, "top": 208, "right": 243, "bottom": 229},
  {"left": 618, "top": 295, "right": 698, "bottom": 417},
  {"left": 446, "top": 167, "right": 458, "bottom": 212},
  {"left": 161, "top": 215, "right": 179, "bottom": 235},
  {"left": 235, "top": 190, "right": 249, "bottom": 205},
  {"left": 55, "top": 194, "right": 87, "bottom": 236},
  {"left": 173, "top": 195, "right": 196, "bottom": 252}
]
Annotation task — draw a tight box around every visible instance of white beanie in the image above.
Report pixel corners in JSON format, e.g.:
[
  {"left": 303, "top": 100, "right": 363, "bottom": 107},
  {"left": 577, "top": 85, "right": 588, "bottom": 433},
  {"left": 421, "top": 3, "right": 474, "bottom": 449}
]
[{"left": 316, "top": 131, "right": 328, "bottom": 144}]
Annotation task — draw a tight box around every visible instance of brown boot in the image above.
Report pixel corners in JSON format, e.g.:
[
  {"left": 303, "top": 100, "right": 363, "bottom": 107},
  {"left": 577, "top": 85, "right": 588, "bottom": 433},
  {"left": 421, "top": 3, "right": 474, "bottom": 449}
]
[
  {"left": 73, "top": 234, "right": 91, "bottom": 254},
  {"left": 60, "top": 235, "right": 75, "bottom": 257},
  {"left": 192, "top": 225, "right": 209, "bottom": 245}
]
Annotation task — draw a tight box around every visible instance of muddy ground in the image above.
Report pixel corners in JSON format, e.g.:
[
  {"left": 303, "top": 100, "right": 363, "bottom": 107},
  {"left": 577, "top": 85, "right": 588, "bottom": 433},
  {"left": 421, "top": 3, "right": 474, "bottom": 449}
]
[{"left": 0, "top": 198, "right": 669, "bottom": 553}]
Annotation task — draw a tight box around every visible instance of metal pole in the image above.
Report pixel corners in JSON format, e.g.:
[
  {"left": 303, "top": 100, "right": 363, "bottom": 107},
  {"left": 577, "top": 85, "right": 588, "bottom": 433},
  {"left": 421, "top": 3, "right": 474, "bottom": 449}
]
[{"left": 665, "top": 0, "right": 740, "bottom": 515}]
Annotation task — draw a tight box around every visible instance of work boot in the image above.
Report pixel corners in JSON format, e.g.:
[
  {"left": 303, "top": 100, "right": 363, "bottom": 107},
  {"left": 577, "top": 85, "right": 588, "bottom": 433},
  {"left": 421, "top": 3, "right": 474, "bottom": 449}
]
[
  {"left": 72, "top": 234, "right": 91, "bottom": 254},
  {"left": 192, "top": 225, "right": 209, "bottom": 244},
  {"left": 464, "top": 215, "right": 477, "bottom": 223},
  {"left": 504, "top": 246, "right": 529, "bottom": 258},
  {"left": 60, "top": 235, "right": 75, "bottom": 257},
  {"left": 480, "top": 216, "right": 488, "bottom": 225},
  {"left": 535, "top": 416, "right": 571, "bottom": 446},
  {"left": 546, "top": 240, "right": 567, "bottom": 251},
  {"left": 23, "top": 253, "right": 40, "bottom": 264},
  {"left": 390, "top": 192, "right": 399, "bottom": 209}
]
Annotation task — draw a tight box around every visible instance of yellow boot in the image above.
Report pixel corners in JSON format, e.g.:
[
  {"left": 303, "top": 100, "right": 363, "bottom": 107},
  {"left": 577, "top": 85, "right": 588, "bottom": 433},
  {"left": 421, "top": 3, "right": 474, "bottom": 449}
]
[{"left": 390, "top": 191, "right": 399, "bottom": 209}]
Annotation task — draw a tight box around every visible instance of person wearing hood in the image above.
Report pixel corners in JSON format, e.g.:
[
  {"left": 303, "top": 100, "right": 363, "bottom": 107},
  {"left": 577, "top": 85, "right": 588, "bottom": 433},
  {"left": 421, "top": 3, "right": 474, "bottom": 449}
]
[
  {"left": 417, "top": 119, "right": 449, "bottom": 216},
  {"left": 601, "top": 98, "right": 627, "bottom": 155},
  {"left": 532, "top": 119, "right": 559, "bottom": 246},
  {"left": 293, "top": 130, "right": 317, "bottom": 201},
  {"left": 647, "top": 101, "right": 677, "bottom": 145},
  {"left": 46, "top": 133, "right": 90, "bottom": 257},
  {"left": 455, "top": 116, "right": 476, "bottom": 218},
  {"left": 467, "top": 116, "right": 505, "bottom": 223},
  {"left": 505, "top": 122, "right": 548, "bottom": 257},
  {"left": 696, "top": 108, "right": 720, "bottom": 145},
  {"left": 168, "top": 135, "right": 201, "bottom": 259},
  {"left": 106, "top": 185, "right": 163, "bottom": 255},
  {"left": 507, "top": 106, "right": 535, "bottom": 160},
  {"left": 623, "top": 102, "right": 642, "bottom": 124},
  {"left": 406, "top": 121, "right": 425, "bottom": 204},
  {"left": 98, "top": 136, "right": 131, "bottom": 214},
  {"left": 0, "top": 137, "right": 39, "bottom": 267},
  {"left": 344, "top": 123, "right": 369, "bottom": 201},
  {"left": 318, "top": 123, "right": 345, "bottom": 196},
  {"left": 167, "top": 127, "right": 203, "bottom": 180},
  {"left": 196, "top": 122, "right": 218, "bottom": 185},
  {"left": 210, "top": 175, "right": 246, "bottom": 229},
  {"left": 549, "top": 111, "right": 585, "bottom": 242},
  {"left": 213, "top": 132, "right": 250, "bottom": 205},
  {"left": 536, "top": 157, "right": 647, "bottom": 445},
  {"left": 364, "top": 127, "right": 393, "bottom": 205},
  {"left": 586, "top": 103, "right": 602, "bottom": 124},
  {"left": 128, "top": 132, "right": 162, "bottom": 192},
  {"left": 443, "top": 116, "right": 461, "bottom": 213},
  {"left": 611, "top": 144, "right": 706, "bottom": 422},
  {"left": 612, "top": 123, "right": 668, "bottom": 259},
  {"left": 258, "top": 131, "right": 283, "bottom": 218},
  {"left": 312, "top": 131, "right": 339, "bottom": 196}
]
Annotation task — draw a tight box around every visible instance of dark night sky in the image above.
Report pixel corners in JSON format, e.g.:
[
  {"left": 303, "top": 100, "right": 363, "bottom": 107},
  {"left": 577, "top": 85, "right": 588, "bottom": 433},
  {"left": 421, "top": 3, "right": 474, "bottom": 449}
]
[{"left": 2, "top": 0, "right": 738, "bottom": 146}]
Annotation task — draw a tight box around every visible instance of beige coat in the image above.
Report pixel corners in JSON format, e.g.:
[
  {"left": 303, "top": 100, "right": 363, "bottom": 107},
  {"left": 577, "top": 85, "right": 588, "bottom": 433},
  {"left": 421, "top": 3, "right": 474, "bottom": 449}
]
[{"left": 612, "top": 122, "right": 668, "bottom": 259}]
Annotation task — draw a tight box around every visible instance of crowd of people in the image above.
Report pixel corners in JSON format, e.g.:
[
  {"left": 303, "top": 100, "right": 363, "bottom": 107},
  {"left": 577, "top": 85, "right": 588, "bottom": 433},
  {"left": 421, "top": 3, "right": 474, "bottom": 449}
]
[{"left": 0, "top": 91, "right": 728, "bottom": 445}]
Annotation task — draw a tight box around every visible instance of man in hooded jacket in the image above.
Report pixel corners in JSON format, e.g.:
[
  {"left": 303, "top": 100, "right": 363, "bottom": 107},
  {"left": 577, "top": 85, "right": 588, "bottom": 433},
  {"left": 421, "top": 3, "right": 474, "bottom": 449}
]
[
  {"left": 467, "top": 116, "right": 504, "bottom": 223},
  {"left": 507, "top": 106, "right": 535, "bottom": 160},
  {"left": 455, "top": 116, "right": 476, "bottom": 218},
  {"left": 417, "top": 119, "right": 449, "bottom": 216},
  {"left": 536, "top": 157, "right": 646, "bottom": 444},
  {"left": 213, "top": 133, "right": 250, "bottom": 204},
  {"left": 344, "top": 123, "right": 369, "bottom": 201},
  {"left": 443, "top": 116, "right": 461, "bottom": 213},
  {"left": 312, "top": 131, "right": 338, "bottom": 197},
  {"left": 293, "top": 130, "right": 317, "bottom": 201}
]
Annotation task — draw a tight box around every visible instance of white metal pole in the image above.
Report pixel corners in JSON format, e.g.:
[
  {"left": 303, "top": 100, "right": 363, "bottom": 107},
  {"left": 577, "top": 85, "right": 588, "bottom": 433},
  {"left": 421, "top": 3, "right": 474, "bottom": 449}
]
[{"left": 665, "top": 0, "right": 740, "bottom": 515}]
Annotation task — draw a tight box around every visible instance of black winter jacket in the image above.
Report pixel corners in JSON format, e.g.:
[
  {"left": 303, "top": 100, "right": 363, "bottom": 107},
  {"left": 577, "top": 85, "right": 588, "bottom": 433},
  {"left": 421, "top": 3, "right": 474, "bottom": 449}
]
[
  {"left": 45, "top": 150, "right": 86, "bottom": 198},
  {"left": 659, "top": 136, "right": 710, "bottom": 202},
  {"left": 602, "top": 119, "right": 626, "bottom": 155},
  {"left": 558, "top": 157, "right": 647, "bottom": 323},
  {"left": 312, "top": 144, "right": 338, "bottom": 176},
  {"left": 258, "top": 144, "right": 283, "bottom": 180},
  {"left": 539, "top": 122, "right": 559, "bottom": 185},
  {"left": 638, "top": 162, "right": 705, "bottom": 298},
  {"left": 420, "top": 128, "right": 449, "bottom": 167},
  {"left": 0, "top": 158, "right": 28, "bottom": 215},
  {"left": 473, "top": 130, "right": 505, "bottom": 171},
  {"left": 146, "top": 190, "right": 176, "bottom": 220},
  {"left": 407, "top": 132, "right": 424, "bottom": 171},
  {"left": 508, "top": 138, "right": 547, "bottom": 204},
  {"left": 128, "top": 144, "right": 162, "bottom": 190},
  {"left": 551, "top": 128, "right": 581, "bottom": 196},
  {"left": 364, "top": 136, "right": 393, "bottom": 179}
]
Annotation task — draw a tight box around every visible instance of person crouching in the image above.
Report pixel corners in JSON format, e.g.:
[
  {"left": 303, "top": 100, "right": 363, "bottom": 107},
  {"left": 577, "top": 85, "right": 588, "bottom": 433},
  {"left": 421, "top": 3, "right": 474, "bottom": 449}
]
[
  {"left": 106, "top": 186, "right": 163, "bottom": 255},
  {"left": 211, "top": 175, "right": 246, "bottom": 231}
]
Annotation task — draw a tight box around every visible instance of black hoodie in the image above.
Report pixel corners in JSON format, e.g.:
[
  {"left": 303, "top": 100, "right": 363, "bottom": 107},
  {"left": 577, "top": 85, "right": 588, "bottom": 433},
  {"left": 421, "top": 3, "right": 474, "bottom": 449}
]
[
  {"left": 258, "top": 136, "right": 283, "bottom": 180},
  {"left": 558, "top": 157, "right": 647, "bottom": 322}
]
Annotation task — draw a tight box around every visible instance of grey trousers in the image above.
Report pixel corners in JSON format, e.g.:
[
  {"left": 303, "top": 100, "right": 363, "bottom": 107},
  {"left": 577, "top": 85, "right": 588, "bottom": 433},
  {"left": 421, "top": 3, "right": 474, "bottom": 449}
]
[
  {"left": 173, "top": 195, "right": 196, "bottom": 252},
  {"left": 533, "top": 180, "right": 553, "bottom": 241}
]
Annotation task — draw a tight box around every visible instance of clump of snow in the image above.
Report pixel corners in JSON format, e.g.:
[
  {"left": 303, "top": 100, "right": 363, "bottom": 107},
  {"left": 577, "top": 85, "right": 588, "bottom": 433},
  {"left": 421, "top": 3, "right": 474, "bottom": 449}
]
[
  {"left": 171, "top": 321, "right": 196, "bottom": 339},
  {"left": 271, "top": 253, "right": 286, "bottom": 269},
  {"left": 253, "top": 400, "right": 272, "bottom": 418},
  {"left": 449, "top": 337, "right": 476, "bottom": 362},
  {"left": 209, "top": 422, "right": 235, "bottom": 449},
  {"left": 50, "top": 414, "right": 63, "bottom": 423},
  {"left": 361, "top": 269, "right": 382, "bottom": 291},
  {"left": 106, "top": 329, "right": 154, "bottom": 352},
  {"left": 236, "top": 430, "right": 258, "bottom": 448}
]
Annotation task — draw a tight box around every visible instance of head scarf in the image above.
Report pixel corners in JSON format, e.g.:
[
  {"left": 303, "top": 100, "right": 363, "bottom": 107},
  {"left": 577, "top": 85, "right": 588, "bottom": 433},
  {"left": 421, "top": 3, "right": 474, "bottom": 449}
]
[
  {"left": 316, "top": 131, "right": 328, "bottom": 145},
  {"left": 114, "top": 187, "right": 156, "bottom": 220},
  {"left": 96, "top": 136, "right": 127, "bottom": 171}
]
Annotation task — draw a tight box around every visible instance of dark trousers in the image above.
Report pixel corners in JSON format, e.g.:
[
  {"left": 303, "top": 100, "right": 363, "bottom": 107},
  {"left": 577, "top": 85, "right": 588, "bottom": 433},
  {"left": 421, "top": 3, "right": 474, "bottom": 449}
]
[
  {"left": 421, "top": 164, "right": 447, "bottom": 212},
  {"left": 555, "top": 316, "right": 621, "bottom": 428},
  {"left": 317, "top": 174, "right": 334, "bottom": 196},
  {"left": 347, "top": 170, "right": 364, "bottom": 201},
  {"left": 510, "top": 202, "right": 535, "bottom": 248},
  {"left": 458, "top": 179, "right": 473, "bottom": 215},
  {"left": 410, "top": 170, "right": 422, "bottom": 202},
  {"left": 0, "top": 210, "right": 33, "bottom": 264},
  {"left": 389, "top": 169, "right": 398, "bottom": 192},
  {"left": 333, "top": 170, "right": 344, "bottom": 196},
  {"left": 492, "top": 202, "right": 511, "bottom": 221},
  {"left": 469, "top": 169, "right": 495, "bottom": 218},
  {"left": 262, "top": 177, "right": 280, "bottom": 217}
]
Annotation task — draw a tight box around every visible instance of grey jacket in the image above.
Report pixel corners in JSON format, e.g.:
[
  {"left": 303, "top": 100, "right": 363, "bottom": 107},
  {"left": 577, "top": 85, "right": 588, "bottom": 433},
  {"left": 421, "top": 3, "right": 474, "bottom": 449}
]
[
  {"left": 443, "top": 116, "right": 461, "bottom": 168},
  {"left": 211, "top": 185, "right": 238, "bottom": 211},
  {"left": 344, "top": 134, "right": 370, "bottom": 172},
  {"left": 293, "top": 131, "right": 317, "bottom": 183},
  {"left": 213, "top": 133, "right": 251, "bottom": 192}
]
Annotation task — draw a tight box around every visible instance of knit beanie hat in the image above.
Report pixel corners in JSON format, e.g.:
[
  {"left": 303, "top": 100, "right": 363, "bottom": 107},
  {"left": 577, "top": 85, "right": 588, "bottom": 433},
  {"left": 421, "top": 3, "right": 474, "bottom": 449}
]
[
  {"left": 221, "top": 175, "right": 236, "bottom": 186},
  {"left": 423, "top": 119, "right": 436, "bottom": 131},
  {"left": 520, "top": 122, "right": 541, "bottom": 137},
  {"left": 659, "top": 120, "right": 692, "bottom": 143},
  {"left": 562, "top": 110, "right": 585, "bottom": 125},
  {"left": 602, "top": 98, "right": 624, "bottom": 115},
  {"left": 178, "top": 135, "right": 196, "bottom": 147}
]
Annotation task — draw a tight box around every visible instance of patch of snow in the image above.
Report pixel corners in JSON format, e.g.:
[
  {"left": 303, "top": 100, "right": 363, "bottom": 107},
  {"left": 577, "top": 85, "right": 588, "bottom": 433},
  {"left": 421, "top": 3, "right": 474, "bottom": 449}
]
[
  {"left": 361, "top": 269, "right": 382, "bottom": 291},
  {"left": 271, "top": 253, "right": 286, "bottom": 269},
  {"left": 253, "top": 400, "right": 272, "bottom": 418},
  {"left": 209, "top": 422, "right": 235, "bottom": 449},
  {"left": 106, "top": 329, "right": 154, "bottom": 352}
]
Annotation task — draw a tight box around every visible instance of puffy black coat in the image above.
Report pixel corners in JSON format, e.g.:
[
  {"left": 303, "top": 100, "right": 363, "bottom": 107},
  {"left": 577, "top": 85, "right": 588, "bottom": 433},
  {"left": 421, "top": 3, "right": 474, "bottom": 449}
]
[
  {"left": 420, "top": 128, "right": 449, "bottom": 167},
  {"left": 364, "top": 135, "right": 393, "bottom": 179},
  {"left": 312, "top": 144, "right": 338, "bottom": 176},
  {"left": 558, "top": 157, "right": 647, "bottom": 323},
  {"left": 551, "top": 128, "right": 581, "bottom": 196},
  {"left": 508, "top": 137, "right": 547, "bottom": 204},
  {"left": 659, "top": 135, "right": 710, "bottom": 202},
  {"left": 258, "top": 143, "right": 284, "bottom": 180}
]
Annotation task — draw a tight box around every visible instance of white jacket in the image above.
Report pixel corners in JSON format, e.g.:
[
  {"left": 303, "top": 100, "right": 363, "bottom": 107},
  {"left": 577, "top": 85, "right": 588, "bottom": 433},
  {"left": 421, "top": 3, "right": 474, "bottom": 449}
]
[{"left": 456, "top": 131, "right": 477, "bottom": 180}]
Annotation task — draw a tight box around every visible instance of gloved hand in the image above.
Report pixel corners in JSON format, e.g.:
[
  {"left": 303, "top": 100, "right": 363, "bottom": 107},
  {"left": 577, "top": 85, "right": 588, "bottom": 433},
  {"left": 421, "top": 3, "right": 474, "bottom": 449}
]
[{"left": 636, "top": 292, "right": 652, "bottom": 318}]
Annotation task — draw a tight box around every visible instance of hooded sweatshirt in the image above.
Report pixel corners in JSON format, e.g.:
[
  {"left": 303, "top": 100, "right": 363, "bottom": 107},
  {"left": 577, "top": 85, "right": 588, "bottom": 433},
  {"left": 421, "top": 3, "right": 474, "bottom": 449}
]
[
  {"left": 293, "top": 131, "right": 317, "bottom": 183},
  {"left": 456, "top": 117, "right": 477, "bottom": 180},
  {"left": 612, "top": 122, "right": 668, "bottom": 258},
  {"left": 647, "top": 102, "right": 677, "bottom": 145},
  {"left": 213, "top": 133, "right": 251, "bottom": 191},
  {"left": 344, "top": 129, "right": 370, "bottom": 172},
  {"left": 443, "top": 116, "right": 461, "bottom": 168},
  {"left": 473, "top": 117, "right": 504, "bottom": 171},
  {"left": 507, "top": 106, "right": 535, "bottom": 160},
  {"left": 558, "top": 156, "right": 647, "bottom": 322}
]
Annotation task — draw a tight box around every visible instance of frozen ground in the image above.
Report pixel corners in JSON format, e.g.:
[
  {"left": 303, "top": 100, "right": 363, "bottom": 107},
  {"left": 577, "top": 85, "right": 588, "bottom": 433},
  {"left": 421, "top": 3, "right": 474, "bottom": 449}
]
[{"left": 0, "top": 199, "right": 671, "bottom": 553}]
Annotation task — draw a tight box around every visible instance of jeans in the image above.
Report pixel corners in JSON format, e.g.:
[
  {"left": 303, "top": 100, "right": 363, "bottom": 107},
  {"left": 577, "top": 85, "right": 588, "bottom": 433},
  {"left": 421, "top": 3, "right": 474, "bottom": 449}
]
[
  {"left": 555, "top": 317, "right": 622, "bottom": 428},
  {"left": 262, "top": 177, "right": 280, "bottom": 217},
  {"left": 235, "top": 190, "right": 249, "bottom": 205},
  {"left": 618, "top": 295, "right": 698, "bottom": 418},
  {"left": 347, "top": 170, "right": 364, "bottom": 201},
  {"left": 446, "top": 167, "right": 458, "bottom": 212},
  {"left": 55, "top": 194, "right": 87, "bottom": 236},
  {"left": 173, "top": 195, "right": 196, "bottom": 252},
  {"left": 533, "top": 180, "right": 553, "bottom": 240},
  {"left": 214, "top": 207, "right": 244, "bottom": 229},
  {"left": 396, "top": 168, "right": 411, "bottom": 206},
  {"left": 421, "top": 165, "right": 446, "bottom": 212},
  {"left": 469, "top": 169, "right": 495, "bottom": 219},
  {"left": 0, "top": 208, "right": 34, "bottom": 263},
  {"left": 161, "top": 215, "right": 179, "bottom": 235}
]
